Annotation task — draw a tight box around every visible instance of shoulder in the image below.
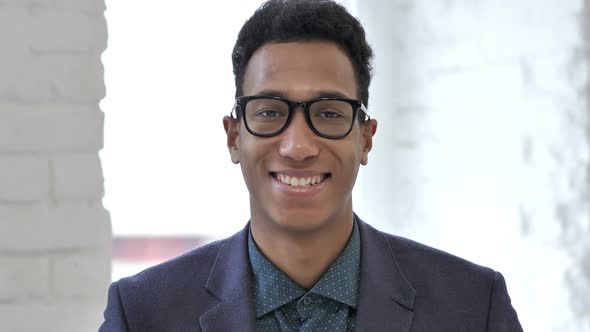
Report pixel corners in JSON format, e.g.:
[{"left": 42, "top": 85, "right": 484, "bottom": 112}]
[
  {"left": 383, "top": 230, "right": 494, "bottom": 278},
  {"left": 359, "top": 220, "right": 495, "bottom": 283},
  {"left": 113, "top": 237, "right": 228, "bottom": 316},
  {"left": 372, "top": 227, "right": 506, "bottom": 320},
  {"left": 116, "top": 237, "right": 226, "bottom": 295},
  {"left": 379, "top": 229, "right": 496, "bottom": 290},
  {"left": 378, "top": 230, "right": 522, "bottom": 330},
  {"left": 101, "top": 237, "right": 232, "bottom": 331},
  {"left": 359, "top": 221, "right": 498, "bottom": 306},
  {"left": 101, "top": 225, "right": 254, "bottom": 330}
]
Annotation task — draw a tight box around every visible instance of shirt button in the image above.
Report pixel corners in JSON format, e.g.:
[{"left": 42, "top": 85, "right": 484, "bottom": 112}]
[{"left": 303, "top": 297, "right": 312, "bottom": 305}]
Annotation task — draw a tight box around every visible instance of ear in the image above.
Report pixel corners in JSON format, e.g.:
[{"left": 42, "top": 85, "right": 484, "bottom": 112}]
[
  {"left": 223, "top": 115, "right": 241, "bottom": 164},
  {"left": 360, "top": 119, "right": 377, "bottom": 165}
]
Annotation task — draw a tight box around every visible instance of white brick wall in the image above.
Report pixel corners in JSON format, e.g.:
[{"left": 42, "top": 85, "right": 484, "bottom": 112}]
[
  {"left": 0, "top": 0, "right": 110, "bottom": 331},
  {"left": 0, "top": 156, "right": 49, "bottom": 202},
  {"left": 53, "top": 154, "right": 105, "bottom": 200},
  {"left": 0, "top": 257, "right": 50, "bottom": 300},
  {"left": 0, "top": 206, "right": 110, "bottom": 251},
  {"left": 0, "top": 302, "right": 106, "bottom": 332},
  {"left": 0, "top": 105, "right": 104, "bottom": 152}
]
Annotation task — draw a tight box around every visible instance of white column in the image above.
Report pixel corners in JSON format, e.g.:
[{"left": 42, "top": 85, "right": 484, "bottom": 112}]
[
  {"left": 0, "top": 1, "right": 111, "bottom": 331},
  {"left": 348, "top": 0, "right": 590, "bottom": 331}
]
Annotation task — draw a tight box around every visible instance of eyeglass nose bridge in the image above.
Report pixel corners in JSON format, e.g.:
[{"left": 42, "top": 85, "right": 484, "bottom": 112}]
[
  {"left": 280, "top": 101, "right": 313, "bottom": 137},
  {"left": 288, "top": 101, "right": 308, "bottom": 112}
]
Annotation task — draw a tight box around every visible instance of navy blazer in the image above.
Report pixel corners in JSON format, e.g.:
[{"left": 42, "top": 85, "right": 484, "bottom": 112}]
[{"left": 99, "top": 218, "right": 523, "bottom": 331}]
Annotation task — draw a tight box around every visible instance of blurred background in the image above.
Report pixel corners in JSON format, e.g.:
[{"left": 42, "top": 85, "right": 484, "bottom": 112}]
[{"left": 0, "top": 0, "right": 588, "bottom": 331}]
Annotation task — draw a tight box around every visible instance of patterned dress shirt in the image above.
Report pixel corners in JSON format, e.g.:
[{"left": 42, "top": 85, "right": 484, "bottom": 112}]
[{"left": 248, "top": 221, "right": 361, "bottom": 332}]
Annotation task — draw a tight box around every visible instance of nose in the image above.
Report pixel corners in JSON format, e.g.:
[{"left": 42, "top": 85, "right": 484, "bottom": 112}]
[{"left": 278, "top": 110, "right": 320, "bottom": 161}]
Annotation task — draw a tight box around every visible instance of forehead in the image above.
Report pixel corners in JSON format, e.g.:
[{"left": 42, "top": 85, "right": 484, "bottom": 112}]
[{"left": 242, "top": 41, "right": 357, "bottom": 99}]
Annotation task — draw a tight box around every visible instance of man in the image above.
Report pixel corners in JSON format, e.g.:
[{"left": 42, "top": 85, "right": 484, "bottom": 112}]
[{"left": 100, "top": 0, "right": 523, "bottom": 331}]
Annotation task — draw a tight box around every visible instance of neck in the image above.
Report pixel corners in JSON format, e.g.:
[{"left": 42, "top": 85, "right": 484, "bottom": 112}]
[{"left": 250, "top": 211, "right": 354, "bottom": 289}]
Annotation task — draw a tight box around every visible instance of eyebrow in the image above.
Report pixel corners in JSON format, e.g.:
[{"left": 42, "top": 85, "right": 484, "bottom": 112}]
[{"left": 254, "top": 89, "right": 353, "bottom": 100}]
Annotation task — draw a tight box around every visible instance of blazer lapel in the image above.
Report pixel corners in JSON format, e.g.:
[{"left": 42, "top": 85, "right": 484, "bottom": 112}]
[
  {"left": 355, "top": 217, "right": 416, "bottom": 331},
  {"left": 199, "top": 224, "right": 257, "bottom": 332}
]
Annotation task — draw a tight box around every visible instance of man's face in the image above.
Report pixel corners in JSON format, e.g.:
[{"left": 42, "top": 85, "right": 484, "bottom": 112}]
[{"left": 224, "top": 41, "right": 376, "bottom": 233}]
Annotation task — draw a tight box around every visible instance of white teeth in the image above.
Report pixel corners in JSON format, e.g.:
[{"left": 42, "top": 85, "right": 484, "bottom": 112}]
[
  {"left": 299, "top": 177, "right": 308, "bottom": 186},
  {"left": 312, "top": 176, "right": 319, "bottom": 185},
  {"left": 276, "top": 173, "right": 325, "bottom": 187}
]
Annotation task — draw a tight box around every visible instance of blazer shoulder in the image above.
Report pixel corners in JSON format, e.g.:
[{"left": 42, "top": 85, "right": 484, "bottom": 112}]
[
  {"left": 380, "top": 231, "right": 502, "bottom": 313},
  {"left": 381, "top": 230, "right": 495, "bottom": 278},
  {"left": 118, "top": 237, "right": 227, "bottom": 291},
  {"left": 106, "top": 237, "right": 231, "bottom": 330},
  {"left": 376, "top": 230, "right": 522, "bottom": 330}
]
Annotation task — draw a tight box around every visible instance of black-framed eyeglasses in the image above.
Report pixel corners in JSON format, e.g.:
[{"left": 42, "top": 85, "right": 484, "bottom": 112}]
[{"left": 231, "top": 95, "right": 370, "bottom": 139}]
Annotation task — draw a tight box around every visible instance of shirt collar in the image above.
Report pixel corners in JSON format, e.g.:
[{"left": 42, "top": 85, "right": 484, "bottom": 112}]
[
  {"left": 248, "top": 219, "right": 361, "bottom": 318},
  {"left": 309, "top": 221, "right": 360, "bottom": 308},
  {"left": 248, "top": 231, "right": 305, "bottom": 318}
]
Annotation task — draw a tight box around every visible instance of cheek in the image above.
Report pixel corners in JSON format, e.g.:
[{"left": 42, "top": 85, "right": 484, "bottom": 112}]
[
  {"left": 332, "top": 142, "right": 364, "bottom": 179},
  {"left": 238, "top": 136, "right": 272, "bottom": 176},
  {"left": 347, "top": 139, "right": 366, "bottom": 177},
  {"left": 344, "top": 132, "right": 365, "bottom": 163},
  {"left": 237, "top": 131, "right": 255, "bottom": 160}
]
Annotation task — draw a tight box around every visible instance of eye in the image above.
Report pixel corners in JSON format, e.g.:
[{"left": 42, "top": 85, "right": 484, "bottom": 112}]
[
  {"left": 255, "top": 109, "right": 285, "bottom": 118},
  {"left": 317, "top": 110, "right": 344, "bottom": 118}
]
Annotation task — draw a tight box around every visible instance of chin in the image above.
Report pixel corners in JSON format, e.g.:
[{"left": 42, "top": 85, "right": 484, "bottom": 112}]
[{"left": 268, "top": 207, "right": 338, "bottom": 233}]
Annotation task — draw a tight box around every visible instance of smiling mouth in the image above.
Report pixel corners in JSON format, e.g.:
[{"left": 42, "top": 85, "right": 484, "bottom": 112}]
[{"left": 270, "top": 172, "right": 331, "bottom": 187}]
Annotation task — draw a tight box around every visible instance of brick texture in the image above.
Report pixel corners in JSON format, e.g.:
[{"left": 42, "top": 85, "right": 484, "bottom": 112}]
[
  {"left": 0, "top": 105, "right": 104, "bottom": 152},
  {"left": 52, "top": 154, "right": 105, "bottom": 200},
  {"left": 0, "top": 0, "right": 110, "bottom": 331},
  {"left": 52, "top": 248, "right": 111, "bottom": 298},
  {"left": 0, "top": 156, "right": 49, "bottom": 202},
  {"left": 0, "top": 256, "right": 50, "bottom": 301},
  {"left": 0, "top": 301, "right": 106, "bottom": 332},
  {"left": 0, "top": 206, "right": 110, "bottom": 251}
]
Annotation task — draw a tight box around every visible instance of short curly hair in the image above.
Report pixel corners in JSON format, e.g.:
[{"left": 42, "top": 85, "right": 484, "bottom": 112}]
[{"left": 232, "top": 0, "right": 374, "bottom": 106}]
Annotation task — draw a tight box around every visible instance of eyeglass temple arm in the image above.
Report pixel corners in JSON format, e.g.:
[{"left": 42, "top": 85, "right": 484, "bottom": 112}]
[
  {"left": 230, "top": 102, "right": 239, "bottom": 118},
  {"left": 360, "top": 103, "right": 370, "bottom": 119}
]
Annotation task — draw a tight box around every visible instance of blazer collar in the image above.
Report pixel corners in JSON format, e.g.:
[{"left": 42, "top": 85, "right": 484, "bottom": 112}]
[
  {"left": 199, "top": 217, "right": 416, "bottom": 332},
  {"left": 199, "top": 223, "right": 257, "bottom": 332},
  {"left": 355, "top": 215, "right": 416, "bottom": 331}
]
